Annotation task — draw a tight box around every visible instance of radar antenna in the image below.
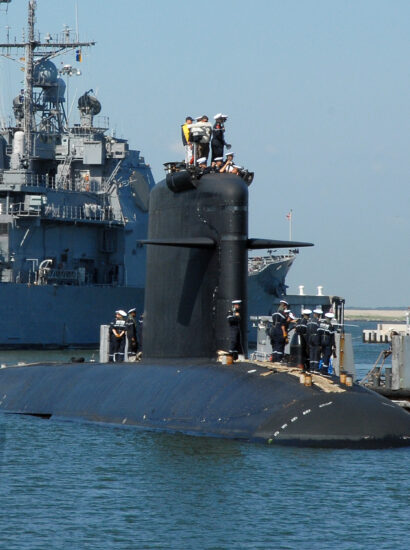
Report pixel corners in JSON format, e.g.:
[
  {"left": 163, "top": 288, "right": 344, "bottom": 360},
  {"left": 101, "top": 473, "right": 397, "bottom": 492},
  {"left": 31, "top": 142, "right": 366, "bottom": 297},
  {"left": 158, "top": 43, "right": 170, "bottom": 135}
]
[{"left": 0, "top": 0, "right": 95, "bottom": 165}]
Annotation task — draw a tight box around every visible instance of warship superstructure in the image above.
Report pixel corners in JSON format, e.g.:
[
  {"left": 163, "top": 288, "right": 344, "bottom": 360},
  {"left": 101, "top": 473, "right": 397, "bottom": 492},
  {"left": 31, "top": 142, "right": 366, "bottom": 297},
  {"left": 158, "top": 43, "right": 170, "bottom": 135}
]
[
  {"left": 0, "top": 1, "right": 154, "bottom": 347},
  {"left": 248, "top": 250, "right": 295, "bottom": 307}
]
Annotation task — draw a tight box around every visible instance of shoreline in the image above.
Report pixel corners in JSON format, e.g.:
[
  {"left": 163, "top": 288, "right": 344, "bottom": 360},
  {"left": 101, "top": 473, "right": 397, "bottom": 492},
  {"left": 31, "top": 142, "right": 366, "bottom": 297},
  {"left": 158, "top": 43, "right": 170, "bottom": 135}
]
[{"left": 344, "top": 309, "right": 408, "bottom": 322}]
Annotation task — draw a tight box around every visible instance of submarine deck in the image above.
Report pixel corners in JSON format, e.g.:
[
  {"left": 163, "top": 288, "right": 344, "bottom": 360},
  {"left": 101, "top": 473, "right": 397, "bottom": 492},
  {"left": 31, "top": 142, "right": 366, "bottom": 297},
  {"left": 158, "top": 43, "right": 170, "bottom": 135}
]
[{"left": 1, "top": 358, "right": 410, "bottom": 448}]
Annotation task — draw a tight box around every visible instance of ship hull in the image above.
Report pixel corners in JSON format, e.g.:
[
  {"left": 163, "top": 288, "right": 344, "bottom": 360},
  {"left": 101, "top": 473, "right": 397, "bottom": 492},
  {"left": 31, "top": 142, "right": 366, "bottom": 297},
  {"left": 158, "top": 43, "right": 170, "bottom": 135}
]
[
  {"left": 0, "top": 360, "right": 409, "bottom": 448},
  {"left": 0, "top": 259, "right": 291, "bottom": 348},
  {"left": 248, "top": 256, "right": 294, "bottom": 316},
  {"left": 0, "top": 283, "right": 143, "bottom": 348}
]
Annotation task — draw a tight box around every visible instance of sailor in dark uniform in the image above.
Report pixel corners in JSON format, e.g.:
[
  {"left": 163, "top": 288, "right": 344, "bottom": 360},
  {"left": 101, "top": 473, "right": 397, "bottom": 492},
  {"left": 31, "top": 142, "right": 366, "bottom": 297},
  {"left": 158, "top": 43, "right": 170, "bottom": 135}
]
[
  {"left": 211, "top": 113, "right": 231, "bottom": 161},
  {"left": 318, "top": 312, "right": 336, "bottom": 375},
  {"left": 306, "top": 307, "right": 323, "bottom": 371},
  {"left": 227, "top": 299, "right": 243, "bottom": 359},
  {"left": 269, "top": 300, "right": 289, "bottom": 363},
  {"left": 292, "top": 308, "right": 311, "bottom": 369},
  {"left": 109, "top": 310, "right": 127, "bottom": 362},
  {"left": 126, "top": 308, "right": 139, "bottom": 360}
]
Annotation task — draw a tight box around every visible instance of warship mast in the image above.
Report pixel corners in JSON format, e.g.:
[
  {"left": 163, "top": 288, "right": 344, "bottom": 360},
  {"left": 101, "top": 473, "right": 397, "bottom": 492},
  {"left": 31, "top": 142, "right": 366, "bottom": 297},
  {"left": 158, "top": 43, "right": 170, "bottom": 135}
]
[
  {"left": 23, "top": 0, "right": 35, "bottom": 160},
  {"left": 0, "top": 0, "right": 95, "bottom": 166}
]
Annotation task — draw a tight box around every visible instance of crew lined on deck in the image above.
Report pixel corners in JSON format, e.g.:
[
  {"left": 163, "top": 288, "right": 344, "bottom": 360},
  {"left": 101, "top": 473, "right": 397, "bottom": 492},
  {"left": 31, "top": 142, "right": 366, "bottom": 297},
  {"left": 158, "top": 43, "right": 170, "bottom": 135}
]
[{"left": 266, "top": 306, "right": 338, "bottom": 374}]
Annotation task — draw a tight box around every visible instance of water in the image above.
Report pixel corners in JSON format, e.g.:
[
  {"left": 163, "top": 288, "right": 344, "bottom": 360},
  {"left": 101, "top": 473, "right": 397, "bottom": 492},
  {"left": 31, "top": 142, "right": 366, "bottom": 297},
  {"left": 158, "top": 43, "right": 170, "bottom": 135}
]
[{"left": 0, "top": 322, "right": 408, "bottom": 550}]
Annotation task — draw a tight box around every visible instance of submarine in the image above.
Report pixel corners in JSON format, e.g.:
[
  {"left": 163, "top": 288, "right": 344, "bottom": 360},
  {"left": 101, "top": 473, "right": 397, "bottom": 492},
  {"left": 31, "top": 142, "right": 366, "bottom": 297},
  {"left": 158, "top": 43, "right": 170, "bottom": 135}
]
[{"left": 0, "top": 166, "right": 410, "bottom": 448}]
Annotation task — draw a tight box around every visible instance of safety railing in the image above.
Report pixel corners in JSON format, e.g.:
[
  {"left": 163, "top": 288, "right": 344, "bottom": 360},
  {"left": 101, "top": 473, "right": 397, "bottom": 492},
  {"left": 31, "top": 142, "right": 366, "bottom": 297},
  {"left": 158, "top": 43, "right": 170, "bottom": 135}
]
[
  {"left": 9, "top": 202, "right": 123, "bottom": 223},
  {"left": 18, "top": 173, "right": 110, "bottom": 194},
  {"left": 43, "top": 203, "right": 122, "bottom": 223}
]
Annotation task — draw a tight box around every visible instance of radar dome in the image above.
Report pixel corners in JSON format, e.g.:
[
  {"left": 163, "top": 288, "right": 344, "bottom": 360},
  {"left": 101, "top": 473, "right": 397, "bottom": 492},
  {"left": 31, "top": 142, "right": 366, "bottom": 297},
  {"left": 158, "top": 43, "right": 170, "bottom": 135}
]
[
  {"left": 44, "top": 78, "right": 66, "bottom": 104},
  {"left": 33, "top": 60, "right": 58, "bottom": 86},
  {"left": 78, "top": 91, "right": 101, "bottom": 116}
]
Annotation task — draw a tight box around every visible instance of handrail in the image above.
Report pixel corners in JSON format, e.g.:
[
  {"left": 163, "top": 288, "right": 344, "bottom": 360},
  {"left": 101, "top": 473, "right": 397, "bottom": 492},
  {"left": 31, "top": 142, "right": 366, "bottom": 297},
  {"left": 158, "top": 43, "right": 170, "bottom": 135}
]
[
  {"left": 10, "top": 201, "right": 123, "bottom": 222},
  {"left": 1, "top": 173, "right": 111, "bottom": 194}
]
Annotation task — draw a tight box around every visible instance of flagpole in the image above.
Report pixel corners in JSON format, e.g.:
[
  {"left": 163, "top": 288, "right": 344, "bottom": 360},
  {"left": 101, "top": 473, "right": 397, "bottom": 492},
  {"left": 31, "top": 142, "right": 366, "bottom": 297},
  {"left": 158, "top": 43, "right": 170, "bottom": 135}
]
[{"left": 289, "top": 209, "right": 292, "bottom": 241}]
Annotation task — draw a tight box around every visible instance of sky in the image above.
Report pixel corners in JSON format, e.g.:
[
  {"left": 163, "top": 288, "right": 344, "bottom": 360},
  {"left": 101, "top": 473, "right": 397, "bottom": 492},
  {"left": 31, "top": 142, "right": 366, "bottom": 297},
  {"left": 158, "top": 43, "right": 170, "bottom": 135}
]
[{"left": 0, "top": 0, "right": 408, "bottom": 307}]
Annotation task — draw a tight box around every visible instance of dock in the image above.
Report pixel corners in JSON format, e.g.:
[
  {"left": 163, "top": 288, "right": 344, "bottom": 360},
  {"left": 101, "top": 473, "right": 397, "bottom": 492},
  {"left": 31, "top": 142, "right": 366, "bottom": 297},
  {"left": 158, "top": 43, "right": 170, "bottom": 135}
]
[
  {"left": 361, "top": 334, "right": 410, "bottom": 411},
  {"left": 363, "top": 323, "right": 409, "bottom": 343}
]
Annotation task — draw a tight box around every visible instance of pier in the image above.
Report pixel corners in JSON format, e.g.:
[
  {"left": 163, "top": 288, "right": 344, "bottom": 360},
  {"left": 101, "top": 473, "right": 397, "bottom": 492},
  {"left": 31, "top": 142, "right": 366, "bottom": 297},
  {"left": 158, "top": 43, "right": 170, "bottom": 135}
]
[{"left": 363, "top": 323, "right": 409, "bottom": 343}]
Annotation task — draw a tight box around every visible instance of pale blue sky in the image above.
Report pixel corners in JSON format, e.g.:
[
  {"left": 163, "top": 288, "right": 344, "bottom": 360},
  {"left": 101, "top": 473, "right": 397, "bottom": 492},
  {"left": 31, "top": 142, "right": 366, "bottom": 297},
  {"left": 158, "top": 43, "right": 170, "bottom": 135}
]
[{"left": 1, "top": 0, "right": 409, "bottom": 307}]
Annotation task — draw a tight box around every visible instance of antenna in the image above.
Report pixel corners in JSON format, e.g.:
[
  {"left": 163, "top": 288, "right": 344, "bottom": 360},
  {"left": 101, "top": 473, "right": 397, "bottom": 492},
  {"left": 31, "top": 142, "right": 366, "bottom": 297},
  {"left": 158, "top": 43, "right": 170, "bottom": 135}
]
[
  {"left": 75, "top": 2, "right": 79, "bottom": 42},
  {"left": 0, "top": 0, "right": 95, "bottom": 163}
]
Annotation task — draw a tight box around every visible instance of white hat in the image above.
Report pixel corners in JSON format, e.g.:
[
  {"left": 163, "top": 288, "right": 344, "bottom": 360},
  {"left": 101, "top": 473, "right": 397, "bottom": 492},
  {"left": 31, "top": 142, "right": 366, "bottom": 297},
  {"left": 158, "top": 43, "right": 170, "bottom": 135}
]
[
  {"left": 313, "top": 308, "right": 323, "bottom": 314},
  {"left": 116, "top": 310, "right": 127, "bottom": 317},
  {"left": 197, "top": 157, "right": 207, "bottom": 165},
  {"left": 284, "top": 309, "right": 291, "bottom": 313},
  {"left": 214, "top": 157, "right": 224, "bottom": 161},
  {"left": 325, "top": 312, "right": 335, "bottom": 318},
  {"left": 302, "top": 309, "right": 312, "bottom": 315},
  {"left": 279, "top": 300, "right": 289, "bottom": 305},
  {"left": 225, "top": 151, "right": 235, "bottom": 156},
  {"left": 128, "top": 308, "right": 136, "bottom": 314},
  {"left": 233, "top": 165, "right": 243, "bottom": 169},
  {"left": 289, "top": 312, "right": 296, "bottom": 320},
  {"left": 232, "top": 299, "right": 242, "bottom": 304},
  {"left": 214, "top": 113, "right": 228, "bottom": 119}
]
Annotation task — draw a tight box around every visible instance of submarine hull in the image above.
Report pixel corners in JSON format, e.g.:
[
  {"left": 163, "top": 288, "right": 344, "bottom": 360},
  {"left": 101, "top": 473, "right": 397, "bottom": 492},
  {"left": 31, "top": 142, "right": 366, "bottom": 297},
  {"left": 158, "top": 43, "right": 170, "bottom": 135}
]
[{"left": 1, "top": 361, "right": 409, "bottom": 448}]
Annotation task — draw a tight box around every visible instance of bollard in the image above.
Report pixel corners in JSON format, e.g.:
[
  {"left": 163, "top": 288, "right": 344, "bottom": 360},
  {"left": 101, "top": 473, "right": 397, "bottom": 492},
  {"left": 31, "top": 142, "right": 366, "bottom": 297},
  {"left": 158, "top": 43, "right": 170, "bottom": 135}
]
[
  {"left": 304, "top": 373, "right": 312, "bottom": 387},
  {"left": 371, "top": 373, "right": 380, "bottom": 387},
  {"left": 345, "top": 375, "right": 353, "bottom": 387},
  {"left": 340, "top": 372, "right": 347, "bottom": 384},
  {"left": 299, "top": 372, "right": 306, "bottom": 384}
]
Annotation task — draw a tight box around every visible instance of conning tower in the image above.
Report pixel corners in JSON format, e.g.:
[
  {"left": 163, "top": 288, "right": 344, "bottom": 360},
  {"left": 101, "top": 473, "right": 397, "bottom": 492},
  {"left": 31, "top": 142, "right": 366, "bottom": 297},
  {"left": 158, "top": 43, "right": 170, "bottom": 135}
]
[{"left": 143, "top": 168, "right": 312, "bottom": 358}]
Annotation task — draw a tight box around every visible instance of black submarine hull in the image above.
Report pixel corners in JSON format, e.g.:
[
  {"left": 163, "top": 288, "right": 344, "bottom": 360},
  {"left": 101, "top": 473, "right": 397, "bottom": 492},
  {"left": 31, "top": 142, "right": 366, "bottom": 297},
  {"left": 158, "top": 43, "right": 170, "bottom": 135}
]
[{"left": 1, "top": 361, "right": 409, "bottom": 448}]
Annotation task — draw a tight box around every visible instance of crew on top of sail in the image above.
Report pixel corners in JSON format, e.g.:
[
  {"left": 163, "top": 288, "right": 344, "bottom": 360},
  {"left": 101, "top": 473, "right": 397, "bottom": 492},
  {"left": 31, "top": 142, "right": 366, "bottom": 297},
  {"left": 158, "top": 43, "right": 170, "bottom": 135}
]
[{"left": 181, "top": 113, "right": 253, "bottom": 184}]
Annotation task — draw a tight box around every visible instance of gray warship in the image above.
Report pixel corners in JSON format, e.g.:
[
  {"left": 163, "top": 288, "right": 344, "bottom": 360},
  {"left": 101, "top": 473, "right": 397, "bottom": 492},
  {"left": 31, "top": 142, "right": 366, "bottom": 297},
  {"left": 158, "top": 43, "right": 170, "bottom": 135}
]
[
  {"left": 0, "top": 1, "right": 154, "bottom": 347},
  {"left": 0, "top": 1, "right": 302, "bottom": 349}
]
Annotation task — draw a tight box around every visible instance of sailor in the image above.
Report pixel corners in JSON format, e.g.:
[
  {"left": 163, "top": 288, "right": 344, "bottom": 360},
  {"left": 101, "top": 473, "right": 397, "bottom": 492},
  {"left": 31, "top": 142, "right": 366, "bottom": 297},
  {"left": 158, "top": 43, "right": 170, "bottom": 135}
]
[
  {"left": 190, "top": 115, "right": 212, "bottom": 162},
  {"left": 126, "top": 308, "right": 139, "bottom": 360},
  {"left": 108, "top": 310, "right": 127, "bottom": 362},
  {"left": 306, "top": 307, "right": 323, "bottom": 371},
  {"left": 211, "top": 157, "right": 224, "bottom": 172},
  {"left": 227, "top": 299, "right": 244, "bottom": 359},
  {"left": 318, "top": 312, "right": 336, "bottom": 375},
  {"left": 269, "top": 300, "right": 289, "bottom": 363},
  {"left": 283, "top": 311, "right": 297, "bottom": 360},
  {"left": 181, "top": 116, "right": 193, "bottom": 165},
  {"left": 211, "top": 113, "right": 231, "bottom": 161},
  {"left": 197, "top": 157, "right": 211, "bottom": 174},
  {"left": 220, "top": 152, "right": 236, "bottom": 173},
  {"left": 295, "top": 309, "right": 312, "bottom": 370}
]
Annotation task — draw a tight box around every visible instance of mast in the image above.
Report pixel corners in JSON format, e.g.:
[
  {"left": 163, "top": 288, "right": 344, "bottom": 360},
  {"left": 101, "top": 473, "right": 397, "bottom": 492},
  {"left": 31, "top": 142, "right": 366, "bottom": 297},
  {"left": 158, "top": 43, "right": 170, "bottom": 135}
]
[
  {"left": 0, "top": 0, "right": 95, "bottom": 167},
  {"left": 23, "top": 0, "right": 35, "bottom": 160}
]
